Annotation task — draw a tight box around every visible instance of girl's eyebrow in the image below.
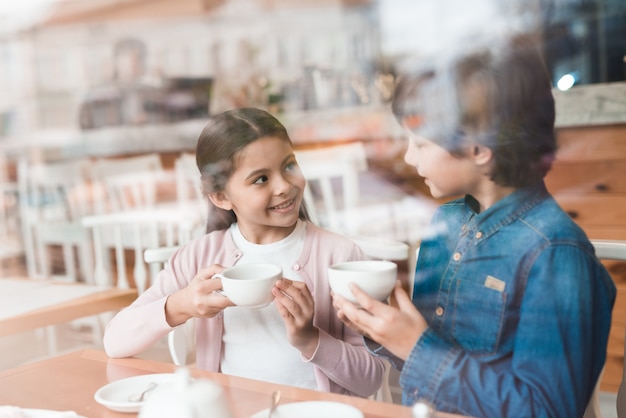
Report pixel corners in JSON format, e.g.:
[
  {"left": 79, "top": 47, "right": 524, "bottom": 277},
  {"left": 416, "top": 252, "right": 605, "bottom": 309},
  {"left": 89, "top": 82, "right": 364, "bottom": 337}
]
[
  {"left": 244, "top": 167, "right": 267, "bottom": 181},
  {"left": 243, "top": 154, "right": 295, "bottom": 181}
]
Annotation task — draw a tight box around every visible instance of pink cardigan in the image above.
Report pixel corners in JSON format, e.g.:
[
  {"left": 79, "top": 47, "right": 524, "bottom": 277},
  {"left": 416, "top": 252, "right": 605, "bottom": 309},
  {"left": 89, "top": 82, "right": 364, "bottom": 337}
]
[{"left": 103, "top": 222, "right": 386, "bottom": 397}]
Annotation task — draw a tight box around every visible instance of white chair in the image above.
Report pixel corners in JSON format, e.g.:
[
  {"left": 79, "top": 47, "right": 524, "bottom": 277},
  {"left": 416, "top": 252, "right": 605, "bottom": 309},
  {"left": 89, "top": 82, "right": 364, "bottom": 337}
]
[
  {"left": 296, "top": 142, "right": 367, "bottom": 234},
  {"left": 295, "top": 142, "right": 435, "bottom": 246},
  {"left": 143, "top": 245, "right": 194, "bottom": 366},
  {"left": 89, "top": 153, "right": 166, "bottom": 213},
  {"left": 174, "top": 152, "right": 208, "bottom": 238},
  {"left": 81, "top": 209, "right": 191, "bottom": 293},
  {"left": 0, "top": 154, "right": 23, "bottom": 269},
  {"left": 83, "top": 153, "right": 196, "bottom": 293},
  {"left": 585, "top": 239, "right": 626, "bottom": 418},
  {"left": 16, "top": 156, "right": 131, "bottom": 353},
  {"left": 18, "top": 157, "right": 95, "bottom": 282}
]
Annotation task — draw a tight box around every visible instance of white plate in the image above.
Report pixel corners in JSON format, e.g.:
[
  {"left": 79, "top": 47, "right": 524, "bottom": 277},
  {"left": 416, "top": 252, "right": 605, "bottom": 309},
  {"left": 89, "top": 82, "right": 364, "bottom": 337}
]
[
  {"left": 250, "top": 401, "right": 363, "bottom": 418},
  {"left": 0, "top": 408, "right": 84, "bottom": 417},
  {"left": 94, "top": 373, "right": 177, "bottom": 413}
]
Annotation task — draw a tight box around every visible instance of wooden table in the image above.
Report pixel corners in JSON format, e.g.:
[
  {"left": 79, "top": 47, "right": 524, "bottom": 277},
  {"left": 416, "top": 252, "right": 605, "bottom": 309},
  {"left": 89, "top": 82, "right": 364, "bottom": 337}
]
[
  {"left": 0, "top": 278, "right": 137, "bottom": 337},
  {"left": 0, "top": 349, "right": 467, "bottom": 418}
]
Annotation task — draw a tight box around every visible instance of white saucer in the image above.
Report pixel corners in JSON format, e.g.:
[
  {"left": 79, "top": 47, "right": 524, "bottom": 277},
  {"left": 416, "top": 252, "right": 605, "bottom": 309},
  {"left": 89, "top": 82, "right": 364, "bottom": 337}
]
[
  {"left": 0, "top": 408, "right": 84, "bottom": 417},
  {"left": 250, "top": 401, "right": 363, "bottom": 418},
  {"left": 94, "top": 373, "right": 178, "bottom": 413}
]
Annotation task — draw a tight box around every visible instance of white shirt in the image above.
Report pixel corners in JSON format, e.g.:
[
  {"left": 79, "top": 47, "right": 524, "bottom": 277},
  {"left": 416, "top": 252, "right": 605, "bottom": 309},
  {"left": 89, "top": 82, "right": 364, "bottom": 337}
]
[{"left": 220, "top": 220, "right": 317, "bottom": 390}]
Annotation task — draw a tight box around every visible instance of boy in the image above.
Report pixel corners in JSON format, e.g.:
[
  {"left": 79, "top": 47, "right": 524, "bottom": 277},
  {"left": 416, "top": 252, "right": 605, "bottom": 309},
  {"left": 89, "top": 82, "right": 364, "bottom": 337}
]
[{"left": 332, "top": 33, "right": 616, "bottom": 417}]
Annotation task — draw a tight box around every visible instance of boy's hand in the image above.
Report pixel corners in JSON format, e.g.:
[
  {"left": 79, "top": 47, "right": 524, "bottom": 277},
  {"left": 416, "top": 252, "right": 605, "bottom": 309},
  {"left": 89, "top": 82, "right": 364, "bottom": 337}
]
[{"left": 332, "top": 280, "right": 427, "bottom": 361}]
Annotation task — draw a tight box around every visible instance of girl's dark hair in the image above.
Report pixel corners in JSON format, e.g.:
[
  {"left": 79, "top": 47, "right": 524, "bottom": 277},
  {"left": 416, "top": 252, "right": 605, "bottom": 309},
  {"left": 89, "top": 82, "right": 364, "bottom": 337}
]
[
  {"left": 392, "top": 33, "right": 557, "bottom": 188},
  {"left": 195, "top": 107, "right": 311, "bottom": 233}
]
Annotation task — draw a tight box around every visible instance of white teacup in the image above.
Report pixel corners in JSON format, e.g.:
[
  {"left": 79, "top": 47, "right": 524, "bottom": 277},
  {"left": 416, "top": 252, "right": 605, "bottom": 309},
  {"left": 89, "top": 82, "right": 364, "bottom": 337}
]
[
  {"left": 214, "top": 263, "right": 282, "bottom": 308},
  {"left": 328, "top": 260, "right": 397, "bottom": 304}
]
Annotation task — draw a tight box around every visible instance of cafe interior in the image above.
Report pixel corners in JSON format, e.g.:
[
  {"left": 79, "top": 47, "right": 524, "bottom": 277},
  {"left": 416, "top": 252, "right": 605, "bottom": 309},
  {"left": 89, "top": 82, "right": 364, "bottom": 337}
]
[{"left": 0, "top": 0, "right": 625, "bottom": 417}]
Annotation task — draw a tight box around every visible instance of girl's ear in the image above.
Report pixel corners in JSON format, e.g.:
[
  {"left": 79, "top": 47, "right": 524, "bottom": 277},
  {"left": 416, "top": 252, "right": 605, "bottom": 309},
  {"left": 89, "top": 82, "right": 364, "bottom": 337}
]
[{"left": 208, "top": 192, "right": 232, "bottom": 210}]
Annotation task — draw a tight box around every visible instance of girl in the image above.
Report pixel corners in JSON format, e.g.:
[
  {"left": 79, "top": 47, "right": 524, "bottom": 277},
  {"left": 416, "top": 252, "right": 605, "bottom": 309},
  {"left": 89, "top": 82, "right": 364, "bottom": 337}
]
[{"left": 103, "top": 107, "right": 385, "bottom": 397}]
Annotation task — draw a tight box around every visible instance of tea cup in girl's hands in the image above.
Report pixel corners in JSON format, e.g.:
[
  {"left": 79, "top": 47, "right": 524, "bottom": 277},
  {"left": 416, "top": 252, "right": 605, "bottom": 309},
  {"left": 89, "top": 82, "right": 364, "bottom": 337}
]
[
  {"left": 328, "top": 260, "right": 397, "bottom": 304},
  {"left": 213, "top": 263, "right": 282, "bottom": 308}
]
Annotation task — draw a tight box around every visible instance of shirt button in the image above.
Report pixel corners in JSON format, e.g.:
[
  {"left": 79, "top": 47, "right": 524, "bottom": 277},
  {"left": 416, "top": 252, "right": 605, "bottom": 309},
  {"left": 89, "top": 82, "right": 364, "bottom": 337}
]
[
  {"left": 453, "top": 252, "right": 461, "bottom": 261},
  {"left": 293, "top": 264, "right": 301, "bottom": 271},
  {"left": 435, "top": 306, "right": 444, "bottom": 316},
  {"left": 475, "top": 231, "right": 483, "bottom": 239}
]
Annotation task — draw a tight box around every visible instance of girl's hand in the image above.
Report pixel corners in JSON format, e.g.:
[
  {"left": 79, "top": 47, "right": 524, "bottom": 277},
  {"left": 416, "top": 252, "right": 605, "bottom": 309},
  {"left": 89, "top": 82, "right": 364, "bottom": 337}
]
[
  {"left": 272, "top": 278, "right": 319, "bottom": 358},
  {"left": 165, "top": 264, "right": 235, "bottom": 326},
  {"left": 332, "top": 280, "right": 427, "bottom": 361}
]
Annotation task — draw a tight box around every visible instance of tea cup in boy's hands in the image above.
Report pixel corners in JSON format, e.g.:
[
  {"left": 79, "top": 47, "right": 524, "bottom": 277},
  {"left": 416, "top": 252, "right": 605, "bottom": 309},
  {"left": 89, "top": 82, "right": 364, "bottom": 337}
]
[
  {"left": 328, "top": 260, "right": 397, "bottom": 305},
  {"left": 333, "top": 280, "right": 428, "bottom": 361}
]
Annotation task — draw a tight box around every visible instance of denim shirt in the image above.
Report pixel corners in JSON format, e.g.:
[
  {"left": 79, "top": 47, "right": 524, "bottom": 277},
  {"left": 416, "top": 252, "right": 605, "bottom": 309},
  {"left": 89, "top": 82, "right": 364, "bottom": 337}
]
[{"left": 369, "top": 182, "right": 616, "bottom": 418}]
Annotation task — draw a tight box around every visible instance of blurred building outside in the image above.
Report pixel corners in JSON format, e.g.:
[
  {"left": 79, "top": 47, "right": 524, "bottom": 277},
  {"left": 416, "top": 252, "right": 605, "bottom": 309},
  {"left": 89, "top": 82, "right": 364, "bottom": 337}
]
[
  {"left": 0, "top": 0, "right": 387, "bottom": 139},
  {"left": 0, "top": 0, "right": 622, "bottom": 142}
]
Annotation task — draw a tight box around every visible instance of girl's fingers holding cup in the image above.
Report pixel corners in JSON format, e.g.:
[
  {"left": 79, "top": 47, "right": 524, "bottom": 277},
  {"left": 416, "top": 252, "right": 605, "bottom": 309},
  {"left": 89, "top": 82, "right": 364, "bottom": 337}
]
[
  {"left": 275, "top": 279, "right": 305, "bottom": 298},
  {"left": 193, "top": 292, "right": 234, "bottom": 318},
  {"left": 189, "top": 265, "right": 229, "bottom": 297},
  {"left": 205, "top": 291, "right": 235, "bottom": 308},
  {"left": 194, "top": 264, "right": 226, "bottom": 281},
  {"left": 274, "top": 278, "right": 294, "bottom": 291},
  {"left": 273, "top": 281, "right": 314, "bottom": 319}
]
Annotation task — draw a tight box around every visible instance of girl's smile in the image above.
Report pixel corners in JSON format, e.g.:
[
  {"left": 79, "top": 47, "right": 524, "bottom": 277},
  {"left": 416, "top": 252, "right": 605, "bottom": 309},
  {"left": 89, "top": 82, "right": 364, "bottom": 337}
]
[{"left": 269, "top": 197, "right": 298, "bottom": 212}]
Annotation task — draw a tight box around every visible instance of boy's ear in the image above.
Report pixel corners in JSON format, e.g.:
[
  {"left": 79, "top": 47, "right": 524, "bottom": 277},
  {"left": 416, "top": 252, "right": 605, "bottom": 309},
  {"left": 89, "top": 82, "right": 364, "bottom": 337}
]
[
  {"left": 472, "top": 144, "right": 493, "bottom": 166},
  {"left": 208, "top": 192, "right": 232, "bottom": 210}
]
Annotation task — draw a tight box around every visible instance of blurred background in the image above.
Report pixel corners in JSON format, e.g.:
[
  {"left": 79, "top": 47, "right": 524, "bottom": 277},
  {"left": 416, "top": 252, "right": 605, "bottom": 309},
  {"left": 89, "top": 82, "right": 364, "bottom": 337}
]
[
  {"left": 0, "top": 0, "right": 623, "bottom": 138},
  {"left": 0, "top": 1, "right": 625, "bottom": 412}
]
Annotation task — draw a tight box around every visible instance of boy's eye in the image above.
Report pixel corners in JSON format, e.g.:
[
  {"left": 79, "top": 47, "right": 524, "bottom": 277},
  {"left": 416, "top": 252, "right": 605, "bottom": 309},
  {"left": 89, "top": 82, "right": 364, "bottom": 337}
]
[
  {"left": 410, "top": 138, "right": 423, "bottom": 149},
  {"left": 253, "top": 175, "right": 268, "bottom": 184},
  {"left": 454, "top": 128, "right": 469, "bottom": 139},
  {"left": 285, "top": 162, "right": 297, "bottom": 171}
]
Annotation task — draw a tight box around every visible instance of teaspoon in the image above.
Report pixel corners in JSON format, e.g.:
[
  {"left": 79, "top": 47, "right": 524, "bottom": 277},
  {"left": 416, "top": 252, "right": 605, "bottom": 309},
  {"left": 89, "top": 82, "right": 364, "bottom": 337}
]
[
  {"left": 267, "top": 390, "right": 281, "bottom": 418},
  {"left": 128, "top": 382, "right": 158, "bottom": 403}
]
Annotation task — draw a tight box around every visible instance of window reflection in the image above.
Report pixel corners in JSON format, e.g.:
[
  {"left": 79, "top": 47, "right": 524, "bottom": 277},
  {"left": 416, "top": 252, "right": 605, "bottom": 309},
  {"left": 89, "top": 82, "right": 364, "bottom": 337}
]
[{"left": 540, "top": 0, "right": 626, "bottom": 86}]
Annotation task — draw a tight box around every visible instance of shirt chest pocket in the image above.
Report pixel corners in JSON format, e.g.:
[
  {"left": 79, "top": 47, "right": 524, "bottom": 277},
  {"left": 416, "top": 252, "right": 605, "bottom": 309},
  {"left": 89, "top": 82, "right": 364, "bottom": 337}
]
[{"left": 451, "top": 279, "right": 507, "bottom": 355}]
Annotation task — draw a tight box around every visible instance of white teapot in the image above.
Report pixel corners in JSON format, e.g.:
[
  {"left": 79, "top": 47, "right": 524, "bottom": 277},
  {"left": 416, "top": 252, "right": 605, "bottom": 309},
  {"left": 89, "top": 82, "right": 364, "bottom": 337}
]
[{"left": 138, "top": 368, "right": 233, "bottom": 418}]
